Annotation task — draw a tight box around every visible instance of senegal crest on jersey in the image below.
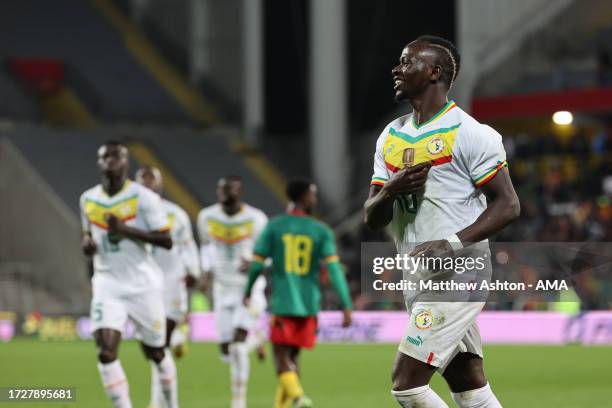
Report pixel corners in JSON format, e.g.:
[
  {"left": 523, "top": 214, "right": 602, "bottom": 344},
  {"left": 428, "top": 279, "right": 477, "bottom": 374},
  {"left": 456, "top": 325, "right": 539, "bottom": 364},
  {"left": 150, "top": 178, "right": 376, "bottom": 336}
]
[
  {"left": 383, "top": 123, "right": 461, "bottom": 173},
  {"left": 427, "top": 137, "right": 445, "bottom": 155}
]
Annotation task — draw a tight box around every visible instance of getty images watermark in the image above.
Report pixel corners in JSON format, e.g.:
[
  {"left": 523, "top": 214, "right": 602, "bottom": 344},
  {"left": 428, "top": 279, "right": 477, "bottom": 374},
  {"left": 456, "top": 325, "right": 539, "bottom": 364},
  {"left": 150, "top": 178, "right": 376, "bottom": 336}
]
[{"left": 360, "top": 242, "right": 612, "bottom": 303}]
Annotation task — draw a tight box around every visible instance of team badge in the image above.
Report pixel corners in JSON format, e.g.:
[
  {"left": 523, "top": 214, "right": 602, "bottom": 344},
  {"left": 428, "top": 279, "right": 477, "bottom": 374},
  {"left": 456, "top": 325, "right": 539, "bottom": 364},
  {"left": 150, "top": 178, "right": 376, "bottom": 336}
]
[
  {"left": 414, "top": 309, "right": 434, "bottom": 330},
  {"left": 427, "top": 137, "right": 445, "bottom": 155}
]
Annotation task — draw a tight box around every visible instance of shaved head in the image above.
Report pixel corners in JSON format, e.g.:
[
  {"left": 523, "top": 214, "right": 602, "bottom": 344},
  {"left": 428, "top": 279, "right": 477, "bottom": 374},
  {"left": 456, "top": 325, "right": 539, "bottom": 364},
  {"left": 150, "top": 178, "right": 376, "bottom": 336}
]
[
  {"left": 413, "top": 35, "right": 460, "bottom": 89},
  {"left": 135, "top": 165, "right": 163, "bottom": 194}
]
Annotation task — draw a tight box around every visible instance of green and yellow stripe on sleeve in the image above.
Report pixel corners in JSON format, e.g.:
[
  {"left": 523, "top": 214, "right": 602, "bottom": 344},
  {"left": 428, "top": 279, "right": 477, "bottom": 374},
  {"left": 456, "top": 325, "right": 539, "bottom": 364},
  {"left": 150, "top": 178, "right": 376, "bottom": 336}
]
[
  {"left": 474, "top": 160, "right": 508, "bottom": 187},
  {"left": 371, "top": 176, "right": 387, "bottom": 187},
  {"left": 323, "top": 255, "right": 340, "bottom": 264},
  {"left": 252, "top": 254, "right": 266, "bottom": 264}
]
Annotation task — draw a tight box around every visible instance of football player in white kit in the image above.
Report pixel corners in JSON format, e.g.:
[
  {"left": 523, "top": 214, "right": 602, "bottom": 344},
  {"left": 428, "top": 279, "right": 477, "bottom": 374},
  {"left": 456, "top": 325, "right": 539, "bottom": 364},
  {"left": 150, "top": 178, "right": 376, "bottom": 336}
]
[
  {"left": 197, "top": 175, "right": 268, "bottom": 408},
  {"left": 364, "top": 36, "right": 520, "bottom": 407},
  {"left": 135, "top": 165, "right": 200, "bottom": 408},
  {"left": 80, "top": 142, "right": 179, "bottom": 408}
]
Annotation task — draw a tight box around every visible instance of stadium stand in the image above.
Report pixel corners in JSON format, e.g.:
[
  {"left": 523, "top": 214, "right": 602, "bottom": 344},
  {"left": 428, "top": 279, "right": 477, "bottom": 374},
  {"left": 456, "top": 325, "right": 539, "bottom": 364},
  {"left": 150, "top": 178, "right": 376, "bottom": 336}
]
[
  {"left": 476, "top": 0, "right": 612, "bottom": 96},
  {"left": 0, "top": 70, "right": 38, "bottom": 120},
  {"left": 0, "top": 138, "right": 90, "bottom": 315},
  {"left": 0, "top": 0, "right": 188, "bottom": 122},
  {"left": 0, "top": 126, "right": 284, "bottom": 217}
]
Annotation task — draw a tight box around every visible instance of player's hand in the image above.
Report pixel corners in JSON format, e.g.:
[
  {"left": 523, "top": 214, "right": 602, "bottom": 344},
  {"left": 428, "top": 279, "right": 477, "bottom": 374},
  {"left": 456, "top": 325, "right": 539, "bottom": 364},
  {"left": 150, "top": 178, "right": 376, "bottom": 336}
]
[
  {"left": 184, "top": 274, "right": 198, "bottom": 288},
  {"left": 410, "top": 240, "right": 453, "bottom": 271},
  {"left": 382, "top": 162, "right": 432, "bottom": 196},
  {"left": 81, "top": 234, "right": 97, "bottom": 256},
  {"left": 239, "top": 257, "right": 251, "bottom": 274},
  {"left": 104, "top": 213, "right": 125, "bottom": 234},
  {"left": 342, "top": 309, "right": 352, "bottom": 328}
]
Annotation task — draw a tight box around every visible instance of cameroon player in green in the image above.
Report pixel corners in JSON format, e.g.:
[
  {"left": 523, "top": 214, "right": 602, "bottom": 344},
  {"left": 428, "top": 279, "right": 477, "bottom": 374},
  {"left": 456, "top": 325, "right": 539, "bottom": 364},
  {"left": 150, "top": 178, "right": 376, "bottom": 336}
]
[{"left": 244, "top": 180, "right": 353, "bottom": 408}]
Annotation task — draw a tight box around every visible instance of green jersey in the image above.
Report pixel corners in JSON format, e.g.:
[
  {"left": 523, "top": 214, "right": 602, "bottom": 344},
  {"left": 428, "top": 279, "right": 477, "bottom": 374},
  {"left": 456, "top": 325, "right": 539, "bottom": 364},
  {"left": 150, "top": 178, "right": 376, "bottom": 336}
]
[{"left": 245, "top": 213, "right": 352, "bottom": 316}]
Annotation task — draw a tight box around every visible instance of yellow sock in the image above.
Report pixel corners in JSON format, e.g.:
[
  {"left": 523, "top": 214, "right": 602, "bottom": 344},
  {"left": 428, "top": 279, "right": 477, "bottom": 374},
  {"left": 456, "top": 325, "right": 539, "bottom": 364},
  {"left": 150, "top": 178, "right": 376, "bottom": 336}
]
[
  {"left": 279, "top": 371, "right": 303, "bottom": 407},
  {"left": 273, "top": 383, "right": 286, "bottom": 408}
]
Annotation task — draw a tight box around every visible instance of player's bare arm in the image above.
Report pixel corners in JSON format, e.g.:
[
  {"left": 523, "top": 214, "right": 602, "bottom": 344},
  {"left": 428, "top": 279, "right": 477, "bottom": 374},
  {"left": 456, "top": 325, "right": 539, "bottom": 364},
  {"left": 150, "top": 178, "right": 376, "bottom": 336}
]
[
  {"left": 104, "top": 212, "right": 173, "bottom": 249},
  {"left": 81, "top": 232, "right": 97, "bottom": 256},
  {"left": 411, "top": 168, "right": 520, "bottom": 257},
  {"left": 199, "top": 270, "right": 213, "bottom": 294},
  {"left": 363, "top": 162, "right": 431, "bottom": 230}
]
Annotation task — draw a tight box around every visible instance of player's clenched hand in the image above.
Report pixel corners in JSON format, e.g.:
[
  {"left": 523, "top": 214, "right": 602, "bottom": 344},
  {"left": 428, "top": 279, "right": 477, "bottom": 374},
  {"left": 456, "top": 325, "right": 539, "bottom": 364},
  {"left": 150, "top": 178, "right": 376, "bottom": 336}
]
[
  {"left": 410, "top": 240, "right": 453, "bottom": 271},
  {"left": 104, "top": 213, "right": 125, "bottom": 234},
  {"left": 382, "top": 162, "right": 432, "bottom": 196},
  {"left": 184, "top": 274, "right": 197, "bottom": 288},
  {"left": 342, "top": 309, "right": 352, "bottom": 328},
  {"left": 81, "top": 234, "right": 97, "bottom": 256}
]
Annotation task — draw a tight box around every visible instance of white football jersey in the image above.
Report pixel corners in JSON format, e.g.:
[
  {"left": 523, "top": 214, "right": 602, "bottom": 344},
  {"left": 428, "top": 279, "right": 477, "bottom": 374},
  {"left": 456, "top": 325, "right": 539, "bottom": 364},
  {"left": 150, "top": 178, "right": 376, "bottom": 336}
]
[
  {"left": 197, "top": 203, "right": 268, "bottom": 287},
  {"left": 79, "top": 180, "right": 170, "bottom": 293},
  {"left": 370, "top": 100, "right": 507, "bottom": 253},
  {"left": 153, "top": 198, "right": 199, "bottom": 278}
]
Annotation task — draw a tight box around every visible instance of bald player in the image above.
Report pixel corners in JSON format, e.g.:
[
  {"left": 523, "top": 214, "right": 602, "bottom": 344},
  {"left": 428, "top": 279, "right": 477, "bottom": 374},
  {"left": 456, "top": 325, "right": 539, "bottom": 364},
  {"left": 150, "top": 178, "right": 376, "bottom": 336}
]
[
  {"left": 136, "top": 166, "right": 199, "bottom": 408},
  {"left": 80, "top": 141, "right": 178, "bottom": 408}
]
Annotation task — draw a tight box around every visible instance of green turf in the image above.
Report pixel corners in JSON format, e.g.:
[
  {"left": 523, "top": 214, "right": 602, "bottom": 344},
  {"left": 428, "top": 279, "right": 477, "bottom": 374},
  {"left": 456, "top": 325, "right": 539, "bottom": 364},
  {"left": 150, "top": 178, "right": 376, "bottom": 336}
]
[{"left": 0, "top": 339, "right": 611, "bottom": 407}]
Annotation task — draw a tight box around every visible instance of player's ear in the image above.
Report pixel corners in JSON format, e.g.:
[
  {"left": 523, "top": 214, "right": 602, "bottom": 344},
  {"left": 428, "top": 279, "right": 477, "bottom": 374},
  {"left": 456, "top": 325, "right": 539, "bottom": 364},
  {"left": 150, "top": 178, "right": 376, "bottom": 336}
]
[{"left": 430, "top": 64, "right": 442, "bottom": 83}]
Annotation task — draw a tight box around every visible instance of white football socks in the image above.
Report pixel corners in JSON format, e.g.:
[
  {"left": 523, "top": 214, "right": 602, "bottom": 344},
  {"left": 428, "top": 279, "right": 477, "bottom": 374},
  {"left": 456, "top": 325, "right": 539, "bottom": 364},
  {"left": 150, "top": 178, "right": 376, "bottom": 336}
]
[
  {"left": 451, "top": 383, "right": 502, "bottom": 408},
  {"left": 229, "top": 342, "right": 250, "bottom": 408},
  {"left": 97, "top": 360, "right": 132, "bottom": 408},
  {"left": 149, "top": 359, "right": 161, "bottom": 408},
  {"left": 391, "top": 385, "right": 449, "bottom": 408},
  {"left": 156, "top": 353, "right": 179, "bottom": 408}
]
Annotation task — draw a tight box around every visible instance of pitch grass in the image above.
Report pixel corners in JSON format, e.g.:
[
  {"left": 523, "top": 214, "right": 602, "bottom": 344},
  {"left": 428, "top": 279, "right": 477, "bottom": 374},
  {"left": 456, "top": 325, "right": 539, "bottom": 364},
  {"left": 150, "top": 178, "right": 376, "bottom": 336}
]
[{"left": 0, "top": 339, "right": 611, "bottom": 407}]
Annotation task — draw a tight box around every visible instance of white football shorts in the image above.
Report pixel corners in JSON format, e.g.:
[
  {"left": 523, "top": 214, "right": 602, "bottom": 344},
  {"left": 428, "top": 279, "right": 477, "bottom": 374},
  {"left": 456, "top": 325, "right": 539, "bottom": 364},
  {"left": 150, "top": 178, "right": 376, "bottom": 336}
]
[
  {"left": 398, "top": 301, "right": 484, "bottom": 372},
  {"left": 90, "top": 288, "right": 166, "bottom": 348}
]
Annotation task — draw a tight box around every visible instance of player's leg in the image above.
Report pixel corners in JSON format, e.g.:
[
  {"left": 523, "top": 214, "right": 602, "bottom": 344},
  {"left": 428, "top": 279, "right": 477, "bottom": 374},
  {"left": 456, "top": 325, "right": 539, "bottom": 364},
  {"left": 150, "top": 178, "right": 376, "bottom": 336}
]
[
  {"left": 131, "top": 291, "right": 179, "bottom": 408},
  {"left": 141, "top": 342, "right": 179, "bottom": 408},
  {"left": 215, "top": 301, "right": 234, "bottom": 363},
  {"left": 289, "top": 346, "right": 300, "bottom": 376},
  {"left": 168, "top": 279, "right": 189, "bottom": 359},
  {"left": 229, "top": 328, "right": 249, "bottom": 408},
  {"left": 273, "top": 343, "right": 303, "bottom": 408},
  {"left": 91, "top": 295, "right": 132, "bottom": 408},
  {"left": 442, "top": 325, "right": 502, "bottom": 407},
  {"left": 148, "top": 318, "right": 178, "bottom": 408},
  {"left": 243, "top": 281, "right": 268, "bottom": 360},
  {"left": 391, "top": 351, "right": 448, "bottom": 407},
  {"left": 169, "top": 322, "right": 190, "bottom": 358},
  {"left": 391, "top": 301, "right": 485, "bottom": 408},
  {"left": 94, "top": 328, "right": 133, "bottom": 408},
  {"left": 165, "top": 318, "right": 177, "bottom": 348},
  {"left": 271, "top": 316, "right": 314, "bottom": 408},
  {"left": 228, "top": 291, "right": 267, "bottom": 407}
]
